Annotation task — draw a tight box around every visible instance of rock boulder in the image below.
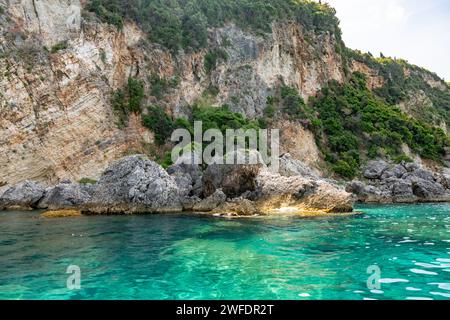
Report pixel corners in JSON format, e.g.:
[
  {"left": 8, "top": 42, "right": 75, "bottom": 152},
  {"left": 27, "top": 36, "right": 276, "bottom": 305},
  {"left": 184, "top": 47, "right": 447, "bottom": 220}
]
[
  {"left": 86, "top": 155, "right": 183, "bottom": 214},
  {"left": 0, "top": 181, "right": 45, "bottom": 210},
  {"left": 363, "top": 160, "right": 389, "bottom": 180},
  {"left": 38, "top": 181, "right": 93, "bottom": 210},
  {"left": 254, "top": 172, "right": 353, "bottom": 213}
]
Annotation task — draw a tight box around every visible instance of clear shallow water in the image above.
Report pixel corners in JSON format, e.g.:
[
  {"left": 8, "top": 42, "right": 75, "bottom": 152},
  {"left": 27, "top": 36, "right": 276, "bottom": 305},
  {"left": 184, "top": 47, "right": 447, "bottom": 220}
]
[{"left": 0, "top": 204, "right": 450, "bottom": 300}]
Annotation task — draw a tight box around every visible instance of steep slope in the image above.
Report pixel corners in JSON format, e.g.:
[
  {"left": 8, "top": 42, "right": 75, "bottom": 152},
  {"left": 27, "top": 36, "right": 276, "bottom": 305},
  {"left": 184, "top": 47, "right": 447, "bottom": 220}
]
[{"left": 0, "top": 0, "right": 448, "bottom": 189}]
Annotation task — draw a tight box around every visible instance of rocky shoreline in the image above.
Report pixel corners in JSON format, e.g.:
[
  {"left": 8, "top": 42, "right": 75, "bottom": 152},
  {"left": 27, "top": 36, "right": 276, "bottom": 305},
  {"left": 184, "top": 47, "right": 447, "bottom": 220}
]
[
  {"left": 0, "top": 153, "right": 354, "bottom": 217},
  {"left": 1, "top": 155, "right": 449, "bottom": 217},
  {"left": 347, "top": 160, "right": 450, "bottom": 204}
]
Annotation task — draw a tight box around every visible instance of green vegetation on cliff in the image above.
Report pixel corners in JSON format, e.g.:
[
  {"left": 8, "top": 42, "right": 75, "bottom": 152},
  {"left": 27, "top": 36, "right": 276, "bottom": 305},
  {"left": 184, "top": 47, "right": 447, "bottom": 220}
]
[
  {"left": 311, "top": 72, "right": 448, "bottom": 178},
  {"left": 204, "top": 49, "right": 228, "bottom": 74},
  {"left": 190, "top": 105, "right": 262, "bottom": 133},
  {"left": 142, "top": 106, "right": 175, "bottom": 145},
  {"left": 87, "top": 0, "right": 340, "bottom": 52},
  {"left": 100, "top": 2, "right": 449, "bottom": 180},
  {"left": 148, "top": 73, "right": 180, "bottom": 100},
  {"left": 141, "top": 104, "right": 264, "bottom": 167},
  {"left": 111, "top": 77, "right": 145, "bottom": 128},
  {"left": 347, "top": 49, "right": 450, "bottom": 127}
]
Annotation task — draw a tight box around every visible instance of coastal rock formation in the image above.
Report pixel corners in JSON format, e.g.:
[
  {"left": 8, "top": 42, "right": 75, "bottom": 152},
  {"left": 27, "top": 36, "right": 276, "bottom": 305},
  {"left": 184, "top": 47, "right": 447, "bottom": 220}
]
[
  {"left": 0, "top": 181, "right": 45, "bottom": 210},
  {"left": 0, "top": 1, "right": 448, "bottom": 211},
  {"left": 85, "top": 155, "right": 183, "bottom": 214},
  {"left": 363, "top": 160, "right": 390, "bottom": 180},
  {"left": 195, "top": 150, "right": 353, "bottom": 215},
  {"left": 254, "top": 171, "right": 353, "bottom": 214},
  {"left": 193, "top": 189, "right": 227, "bottom": 212},
  {"left": 0, "top": 153, "right": 355, "bottom": 215},
  {"left": 347, "top": 161, "right": 450, "bottom": 203},
  {"left": 278, "top": 153, "right": 320, "bottom": 179},
  {"left": 167, "top": 156, "right": 203, "bottom": 197},
  {"left": 37, "top": 181, "right": 93, "bottom": 210},
  {"left": 201, "top": 150, "right": 266, "bottom": 198},
  {"left": 0, "top": 0, "right": 346, "bottom": 186},
  {"left": 213, "top": 198, "right": 260, "bottom": 217}
]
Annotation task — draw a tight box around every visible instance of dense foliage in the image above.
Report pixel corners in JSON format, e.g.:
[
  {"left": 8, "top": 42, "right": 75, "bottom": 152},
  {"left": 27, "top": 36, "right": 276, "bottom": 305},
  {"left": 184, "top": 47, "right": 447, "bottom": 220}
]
[
  {"left": 189, "top": 105, "right": 261, "bottom": 133},
  {"left": 347, "top": 49, "right": 450, "bottom": 127},
  {"left": 141, "top": 106, "right": 175, "bottom": 145},
  {"left": 310, "top": 72, "right": 448, "bottom": 178},
  {"left": 204, "top": 49, "right": 228, "bottom": 74},
  {"left": 148, "top": 73, "right": 180, "bottom": 99},
  {"left": 111, "top": 77, "right": 145, "bottom": 128},
  {"left": 279, "top": 86, "right": 317, "bottom": 122},
  {"left": 87, "top": 0, "right": 341, "bottom": 52},
  {"left": 141, "top": 103, "right": 263, "bottom": 147}
]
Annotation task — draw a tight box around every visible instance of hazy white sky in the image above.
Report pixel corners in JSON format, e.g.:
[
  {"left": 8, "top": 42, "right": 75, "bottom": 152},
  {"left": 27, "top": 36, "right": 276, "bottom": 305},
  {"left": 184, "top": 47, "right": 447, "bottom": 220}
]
[{"left": 323, "top": 0, "right": 450, "bottom": 80}]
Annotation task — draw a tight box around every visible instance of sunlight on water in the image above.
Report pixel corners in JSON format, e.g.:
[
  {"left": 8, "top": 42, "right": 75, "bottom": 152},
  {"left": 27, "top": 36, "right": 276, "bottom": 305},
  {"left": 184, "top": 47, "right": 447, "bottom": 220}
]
[{"left": 0, "top": 203, "right": 449, "bottom": 300}]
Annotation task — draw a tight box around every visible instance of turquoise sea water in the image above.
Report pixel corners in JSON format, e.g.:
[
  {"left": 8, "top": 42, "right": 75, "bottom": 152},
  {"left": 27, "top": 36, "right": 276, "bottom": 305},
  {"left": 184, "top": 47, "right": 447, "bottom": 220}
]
[{"left": 0, "top": 204, "right": 450, "bottom": 300}]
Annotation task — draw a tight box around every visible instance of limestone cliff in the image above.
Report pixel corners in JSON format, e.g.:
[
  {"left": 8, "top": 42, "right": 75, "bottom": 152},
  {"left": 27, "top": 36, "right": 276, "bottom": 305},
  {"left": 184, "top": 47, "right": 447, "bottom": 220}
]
[
  {"left": 0, "top": 0, "right": 345, "bottom": 186},
  {"left": 1, "top": 1, "right": 150, "bottom": 186},
  {"left": 0, "top": 0, "right": 448, "bottom": 190}
]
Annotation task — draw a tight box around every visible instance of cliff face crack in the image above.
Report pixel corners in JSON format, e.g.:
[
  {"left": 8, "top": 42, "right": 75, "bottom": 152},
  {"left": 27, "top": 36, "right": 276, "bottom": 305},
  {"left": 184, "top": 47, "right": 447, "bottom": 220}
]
[{"left": 31, "top": 0, "right": 42, "bottom": 35}]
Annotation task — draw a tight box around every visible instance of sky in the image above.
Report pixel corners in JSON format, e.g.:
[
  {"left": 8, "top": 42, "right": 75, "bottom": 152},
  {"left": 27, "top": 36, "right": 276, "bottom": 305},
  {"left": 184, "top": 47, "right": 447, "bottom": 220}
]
[{"left": 322, "top": 0, "right": 450, "bottom": 81}]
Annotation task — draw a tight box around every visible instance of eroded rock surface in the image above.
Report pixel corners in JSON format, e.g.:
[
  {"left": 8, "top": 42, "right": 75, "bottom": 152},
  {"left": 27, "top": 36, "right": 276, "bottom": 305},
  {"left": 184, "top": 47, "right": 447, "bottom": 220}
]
[
  {"left": 38, "top": 181, "right": 93, "bottom": 210},
  {"left": 86, "top": 155, "right": 183, "bottom": 214},
  {"left": 347, "top": 161, "right": 450, "bottom": 203},
  {"left": 254, "top": 171, "right": 353, "bottom": 214},
  {"left": 0, "top": 153, "right": 355, "bottom": 215},
  {"left": 0, "top": 181, "right": 45, "bottom": 210}
]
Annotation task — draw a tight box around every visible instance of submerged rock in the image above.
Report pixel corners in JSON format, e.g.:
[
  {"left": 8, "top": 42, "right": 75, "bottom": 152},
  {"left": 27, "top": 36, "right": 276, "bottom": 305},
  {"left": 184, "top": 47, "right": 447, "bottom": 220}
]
[
  {"left": 41, "top": 210, "right": 83, "bottom": 218},
  {"left": 0, "top": 181, "right": 45, "bottom": 210}
]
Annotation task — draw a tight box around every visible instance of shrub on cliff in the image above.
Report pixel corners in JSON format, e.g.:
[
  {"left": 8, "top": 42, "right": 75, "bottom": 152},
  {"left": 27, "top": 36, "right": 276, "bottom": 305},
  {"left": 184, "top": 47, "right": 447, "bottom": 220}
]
[
  {"left": 190, "top": 105, "right": 261, "bottom": 133},
  {"left": 86, "top": 0, "right": 123, "bottom": 29},
  {"left": 346, "top": 49, "right": 450, "bottom": 127},
  {"left": 50, "top": 41, "right": 68, "bottom": 53},
  {"left": 112, "top": 77, "right": 145, "bottom": 127},
  {"left": 141, "top": 104, "right": 263, "bottom": 147},
  {"left": 149, "top": 73, "right": 180, "bottom": 99},
  {"left": 142, "top": 106, "right": 174, "bottom": 145},
  {"left": 87, "top": 0, "right": 341, "bottom": 53},
  {"left": 312, "top": 72, "right": 448, "bottom": 178},
  {"left": 204, "top": 49, "right": 228, "bottom": 74},
  {"left": 280, "top": 85, "right": 318, "bottom": 121}
]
